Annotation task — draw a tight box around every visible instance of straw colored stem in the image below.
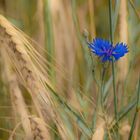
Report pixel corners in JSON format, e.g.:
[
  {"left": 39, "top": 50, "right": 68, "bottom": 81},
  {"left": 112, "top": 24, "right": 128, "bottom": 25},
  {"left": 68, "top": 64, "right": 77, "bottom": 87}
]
[
  {"left": 118, "top": 0, "right": 128, "bottom": 83},
  {"left": 88, "top": 0, "right": 96, "bottom": 37}
]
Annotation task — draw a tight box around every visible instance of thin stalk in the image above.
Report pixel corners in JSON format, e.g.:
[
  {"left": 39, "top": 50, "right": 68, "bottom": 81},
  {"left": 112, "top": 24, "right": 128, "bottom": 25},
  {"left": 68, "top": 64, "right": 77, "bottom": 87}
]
[
  {"left": 84, "top": 34, "right": 100, "bottom": 129},
  {"left": 108, "top": 0, "right": 113, "bottom": 43},
  {"left": 129, "top": 0, "right": 140, "bottom": 20},
  {"left": 88, "top": 0, "right": 96, "bottom": 37},
  {"left": 71, "top": 0, "right": 85, "bottom": 47},
  {"left": 118, "top": 100, "right": 136, "bottom": 122},
  {"left": 91, "top": 64, "right": 107, "bottom": 130},
  {"left": 112, "top": 62, "right": 118, "bottom": 121},
  {"left": 111, "top": 101, "right": 136, "bottom": 135},
  {"left": 111, "top": 95, "right": 137, "bottom": 132},
  {"left": 90, "top": 63, "right": 106, "bottom": 130},
  {"left": 44, "top": 82, "right": 93, "bottom": 137},
  {"left": 89, "top": 49, "right": 100, "bottom": 88},
  {"left": 128, "top": 111, "right": 137, "bottom": 140},
  {"left": 84, "top": 33, "right": 100, "bottom": 88},
  {"left": 100, "top": 64, "right": 107, "bottom": 109},
  {"left": 113, "top": 0, "right": 120, "bottom": 35},
  {"left": 108, "top": 0, "right": 118, "bottom": 122},
  {"left": 102, "top": 0, "right": 120, "bottom": 110},
  {"left": 128, "top": 78, "right": 140, "bottom": 140},
  {"left": 44, "top": 0, "right": 55, "bottom": 83}
]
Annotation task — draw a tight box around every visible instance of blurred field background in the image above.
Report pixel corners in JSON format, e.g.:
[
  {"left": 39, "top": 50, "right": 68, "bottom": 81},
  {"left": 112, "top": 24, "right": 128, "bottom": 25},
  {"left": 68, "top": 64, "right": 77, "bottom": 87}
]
[{"left": 0, "top": 0, "right": 140, "bottom": 139}]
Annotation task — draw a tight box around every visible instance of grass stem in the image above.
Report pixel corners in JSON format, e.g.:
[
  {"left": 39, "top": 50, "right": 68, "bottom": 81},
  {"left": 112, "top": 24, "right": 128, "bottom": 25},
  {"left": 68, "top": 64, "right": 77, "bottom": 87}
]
[
  {"left": 45, "top": 82, "right": 93, "bottom": 137},
  {"left": 108, "top": 0, "right": 118, "bottom": 122},
  {"left": 128, "top": 78, "right": 140, "bottom": 140}
]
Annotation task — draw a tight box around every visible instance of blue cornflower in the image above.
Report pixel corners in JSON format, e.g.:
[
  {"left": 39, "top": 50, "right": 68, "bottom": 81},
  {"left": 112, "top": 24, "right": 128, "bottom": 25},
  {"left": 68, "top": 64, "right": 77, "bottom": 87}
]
[{"left": 88, "top": 38, "right": 128, "bottom": 62}]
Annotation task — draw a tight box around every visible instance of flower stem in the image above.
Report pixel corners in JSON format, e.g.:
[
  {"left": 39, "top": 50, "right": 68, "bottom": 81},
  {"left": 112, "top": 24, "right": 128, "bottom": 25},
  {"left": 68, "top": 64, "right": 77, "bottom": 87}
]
[
  {"left": 100, "top": 64, "right": 106, "bottom": 109},
  {"left": 108, "top": 0, "right": 118, "bottom": 124},
  {"left": 45, "top": 82, "right": 93, "bottom": 137},
  {"left": 112, "top": 61, "right": 118, "bottom": 121}
]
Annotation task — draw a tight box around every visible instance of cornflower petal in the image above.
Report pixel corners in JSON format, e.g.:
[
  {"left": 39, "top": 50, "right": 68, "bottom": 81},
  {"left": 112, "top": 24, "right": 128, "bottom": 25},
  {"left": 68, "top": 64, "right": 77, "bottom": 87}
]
[
  {"left": 112, "top": 43, "right": 128, "bottom": 60},
  {"left": 88, "top": 38, "right": 128, "bottom": 62}
]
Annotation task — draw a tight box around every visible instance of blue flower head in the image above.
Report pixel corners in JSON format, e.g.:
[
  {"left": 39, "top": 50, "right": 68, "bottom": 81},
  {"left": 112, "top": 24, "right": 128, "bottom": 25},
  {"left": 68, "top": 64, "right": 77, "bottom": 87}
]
[{"left": 88, "top": 38, "right": 128, "bottom": 62}]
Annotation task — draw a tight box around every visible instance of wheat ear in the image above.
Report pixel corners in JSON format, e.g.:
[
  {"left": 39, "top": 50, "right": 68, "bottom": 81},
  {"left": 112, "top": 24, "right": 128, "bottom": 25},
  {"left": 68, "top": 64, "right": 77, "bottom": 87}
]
[
  {"left": 1, "top": 47, "right": 33, "bottom": 139},
  {"left": 0, "top": 14, "right": 54, "bottom": 120},
  {"left": 0, "top": 15, "right": 70, "bottom": 139},
  {"left": 30, "top": 117, "right": 51, "bottom": 140}
]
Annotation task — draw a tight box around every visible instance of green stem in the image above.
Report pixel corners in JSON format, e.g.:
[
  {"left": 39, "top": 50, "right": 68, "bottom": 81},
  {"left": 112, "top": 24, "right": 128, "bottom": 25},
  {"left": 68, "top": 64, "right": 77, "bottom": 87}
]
[
  {"left": 87, "top": 43, "right": 100, "bottom": 89},
  {"left": 128, "top": 111, "right": 137, "bottom": 140},
  {"left": 112, "top": 62, "right": 118, "bottom": 121},
  {"left": 100, "top": 64, "right": 106, "bottom": 109},
  {"left": 108, "top": 0, "right": 113, "bottom": 43},
  {"left": 44, "top": 82, "right": 93, "bottom": 137},
  {"left": 113, "top": 0, "right": 120, "bottom": 35},
  {"left": 90, "top": 52, "right": 100, "bottom": 88},
  {"left": 128, "top": 78, "right": 140, "bottom": 140},
  {"left": 129, "top": 0, "right": 140, "bottom": 20},
  {"left": 44, "top": 0, "right": 55, "bottom": 83},
  {"left": 108, "top": 0, "right": 118, "bottom": 122}
]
